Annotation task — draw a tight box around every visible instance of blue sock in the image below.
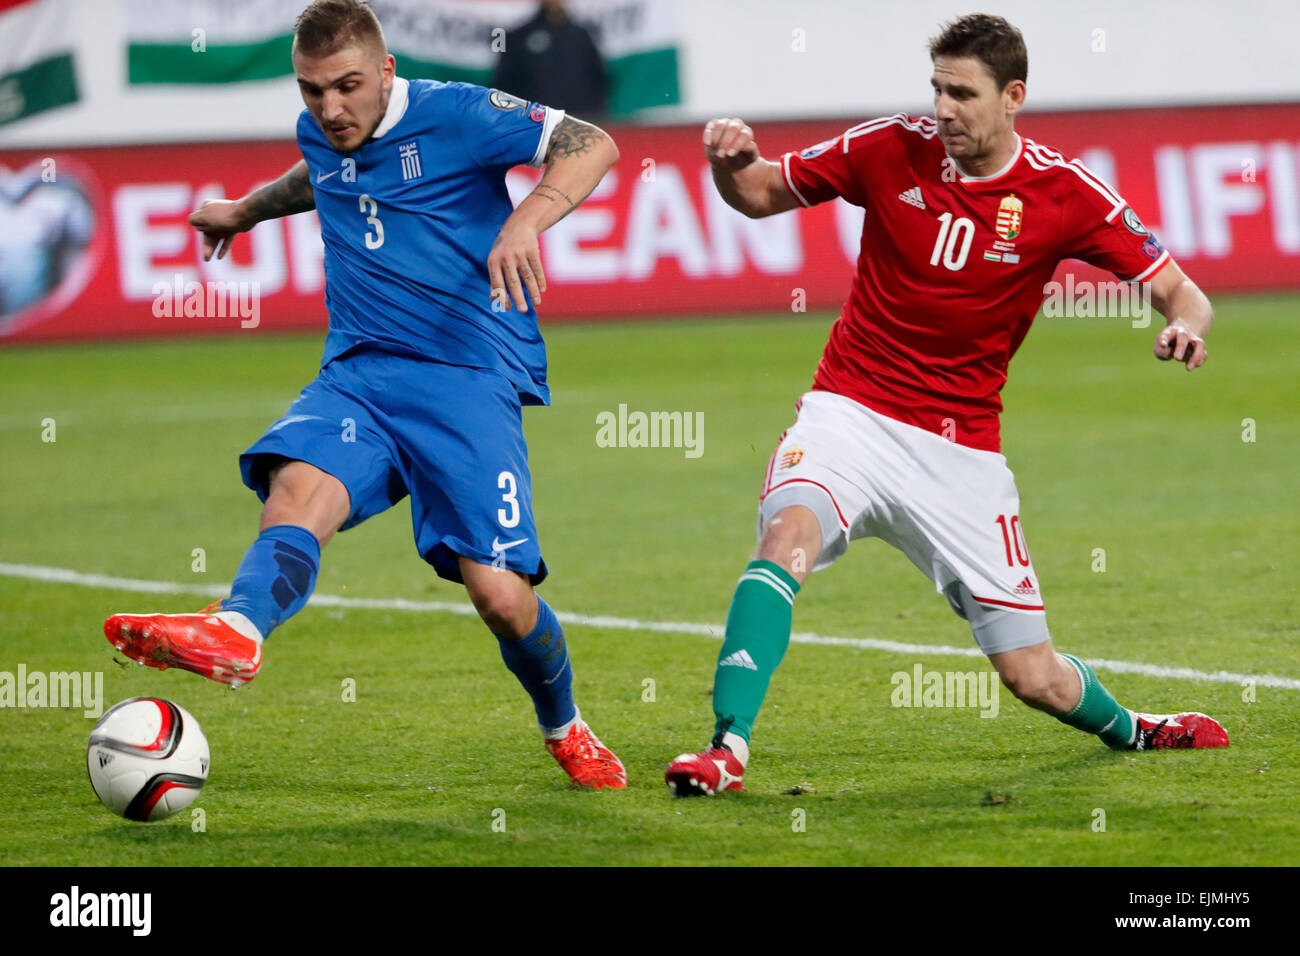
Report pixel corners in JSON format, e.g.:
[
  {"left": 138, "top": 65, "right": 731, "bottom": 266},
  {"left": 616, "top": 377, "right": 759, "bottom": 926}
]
[
  {"left": 495, "top": 596, "right": 576, "bottom": 731},
  {"left": 221, "top": 525, "right": 320, "bottom": 638}
]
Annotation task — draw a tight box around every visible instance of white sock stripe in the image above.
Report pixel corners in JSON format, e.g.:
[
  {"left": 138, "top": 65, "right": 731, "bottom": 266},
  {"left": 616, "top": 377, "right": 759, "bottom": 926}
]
[
  {"left": 739, "top": 569, "right": 795, "bottom": 605},
  {"left": 1063, "top": 653, "right": 1090, "bottom": 692},
  {"left": 743, "top": 567, "right": 790, "bottom": 598},
  {"left": 1060, "top": 654, "right": 1090, "bottom": 717},
  {"left": 750, "top": 567, "right": 797, "bottom": 603}
]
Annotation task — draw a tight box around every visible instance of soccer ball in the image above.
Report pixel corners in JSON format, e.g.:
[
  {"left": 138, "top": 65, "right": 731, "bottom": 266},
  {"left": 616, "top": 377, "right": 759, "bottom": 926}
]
[{"left": 87, "top": 697, "right": 210, "bottom": 821}]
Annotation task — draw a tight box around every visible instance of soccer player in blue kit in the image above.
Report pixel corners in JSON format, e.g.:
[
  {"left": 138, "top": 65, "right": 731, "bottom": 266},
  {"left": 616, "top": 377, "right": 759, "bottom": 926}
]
[{"left": 104, "top": 0, "right": 627, "bottom": 789}]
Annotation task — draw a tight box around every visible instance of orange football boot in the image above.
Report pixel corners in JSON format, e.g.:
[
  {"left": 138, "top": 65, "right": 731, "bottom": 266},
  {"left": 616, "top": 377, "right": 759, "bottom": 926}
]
[
  {"left": 104, "top": 601, "right": 262, "bottom": 688},
  {"left": 545, "top": 720, "right": 627, "bottom": 789}
]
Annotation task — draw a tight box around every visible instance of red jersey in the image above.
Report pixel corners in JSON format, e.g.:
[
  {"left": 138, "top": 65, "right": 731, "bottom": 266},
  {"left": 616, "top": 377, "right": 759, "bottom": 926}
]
[{"left": 781, "top": 114, "right": 1170, "bottom": 452}]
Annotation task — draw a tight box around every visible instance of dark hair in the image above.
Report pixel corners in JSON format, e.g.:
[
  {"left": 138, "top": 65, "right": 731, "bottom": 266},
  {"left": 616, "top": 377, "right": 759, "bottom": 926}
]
[
  {"left": 294, "top": 0, "right": 386, "bottom": 60},
  {"left": 928, "top": 14, "right": 1027, "bottom": 91}
]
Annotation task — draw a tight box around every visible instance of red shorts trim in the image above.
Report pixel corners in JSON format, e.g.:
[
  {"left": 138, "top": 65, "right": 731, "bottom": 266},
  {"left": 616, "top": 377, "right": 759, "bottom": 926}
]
[{"left": 971, "top": 594, "right": 1046, "bottom": 612}]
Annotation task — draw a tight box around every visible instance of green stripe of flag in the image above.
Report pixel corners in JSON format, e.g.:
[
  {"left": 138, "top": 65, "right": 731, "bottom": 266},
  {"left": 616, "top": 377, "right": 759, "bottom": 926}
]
[
  {"left": 128, "top": 36, "right": 294, "bottom": 84},
  {"left": 129, "top": 38, "right": 680, "bottom": 115},
  {"left": 0, "top": 52, "right": 79, "bottom": 126},
  {"left": 385, "top": 57, "right": 491, "bottom": 88},
  {"left": 606, "top": 46, "right": 680, "bottom": 115}
]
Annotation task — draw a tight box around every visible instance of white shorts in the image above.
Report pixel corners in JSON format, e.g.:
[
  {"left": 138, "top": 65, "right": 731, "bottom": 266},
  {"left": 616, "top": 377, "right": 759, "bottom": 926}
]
[{"left": 758, "top": 390, "right": 1049, "bottom": 655}]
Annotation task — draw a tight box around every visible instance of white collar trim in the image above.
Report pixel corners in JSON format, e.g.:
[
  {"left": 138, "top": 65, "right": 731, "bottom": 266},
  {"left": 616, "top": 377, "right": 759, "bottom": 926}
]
[
  {"left": 952, "top": 132, "right": 1022, "bottom": 183},
  {"left": 371, "top": 76, "right": 410, "bottom": 140}
]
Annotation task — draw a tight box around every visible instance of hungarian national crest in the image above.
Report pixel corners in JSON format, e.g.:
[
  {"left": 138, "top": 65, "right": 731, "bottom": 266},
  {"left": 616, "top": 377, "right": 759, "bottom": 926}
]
[
  {"left": 995, "top": 194, "right": 1023, "bottom": 240},
  {"left": 778, "top": 446, "right": 805, "bottom": 470}
]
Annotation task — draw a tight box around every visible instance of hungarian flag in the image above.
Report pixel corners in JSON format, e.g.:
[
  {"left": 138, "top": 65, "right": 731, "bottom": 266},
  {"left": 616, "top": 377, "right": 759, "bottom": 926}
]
[
  {"left": 0, "top": 0, "right": 80, "bottom": 127},
  {"left": 125, "top": 0, "right": 680, "bottom": 116}
]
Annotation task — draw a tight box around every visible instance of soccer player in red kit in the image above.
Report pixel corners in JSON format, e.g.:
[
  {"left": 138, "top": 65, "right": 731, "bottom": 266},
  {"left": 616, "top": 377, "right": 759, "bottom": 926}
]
[{"left": 666, "top": 14, "right": 1228, "bottom": 797}]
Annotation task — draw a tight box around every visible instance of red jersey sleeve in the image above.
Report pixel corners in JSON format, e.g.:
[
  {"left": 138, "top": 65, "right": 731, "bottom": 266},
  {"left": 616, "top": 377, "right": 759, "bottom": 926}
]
[
  {"left": 780, "top": 114, "right": 914, "bottom": 208},
  {"left": 1060, "top": 167, "right": 1171, "bottom": 282}
]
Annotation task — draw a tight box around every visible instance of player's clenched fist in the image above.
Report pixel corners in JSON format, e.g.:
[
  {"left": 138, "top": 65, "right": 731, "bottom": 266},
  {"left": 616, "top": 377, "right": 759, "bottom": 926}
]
[
  {"left": 1153, "top": 321, "right": 1208, "bottom": 370},
  {"left": 704, "top": 118, "right": 759, "bottom": 170},
  {"left": 487, "top": 222, "right": 546, "bottom": 313}
]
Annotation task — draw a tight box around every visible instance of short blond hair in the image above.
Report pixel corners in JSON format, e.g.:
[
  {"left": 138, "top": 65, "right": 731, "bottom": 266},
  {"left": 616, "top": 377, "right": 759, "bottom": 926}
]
[{"left": 293, "top": 0, "right": 387, "bottom": 61}]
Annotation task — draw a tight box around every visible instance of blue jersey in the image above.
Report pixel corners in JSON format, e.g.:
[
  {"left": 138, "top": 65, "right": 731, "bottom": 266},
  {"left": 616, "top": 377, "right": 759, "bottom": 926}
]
[{"left": 298, "top": 78, "right": 563, "bottom": 405}]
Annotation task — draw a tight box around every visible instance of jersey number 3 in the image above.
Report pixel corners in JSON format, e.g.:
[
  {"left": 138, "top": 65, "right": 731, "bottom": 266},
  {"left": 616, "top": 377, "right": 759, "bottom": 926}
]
[
  {"left": 930, "top": 212, "right": 973, "bottom": 271},
  {"left": 359, "top": 194, "right": 385, "bottom": 250}
]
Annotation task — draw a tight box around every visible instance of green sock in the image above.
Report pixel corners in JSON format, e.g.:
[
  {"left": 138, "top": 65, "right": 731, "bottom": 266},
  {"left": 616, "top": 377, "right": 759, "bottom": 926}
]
[
  {"left": 712, "top": 560, "right": 800, "bottom": 743},
  {"left": 1057, "top": 653, "right": 1135, "bottom": 749}
]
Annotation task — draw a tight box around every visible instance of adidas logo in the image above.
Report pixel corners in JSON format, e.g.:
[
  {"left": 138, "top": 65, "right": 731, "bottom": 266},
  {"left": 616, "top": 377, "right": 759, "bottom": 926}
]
[
  {"left": 1013, "top": 576, "right": 1037, "bottom": 596},
  {"left": 898, "top": 186, "right": 925, "bottom": 209},
  {"left": 719, "top": 649, "right": 758, "bottom": 670}
]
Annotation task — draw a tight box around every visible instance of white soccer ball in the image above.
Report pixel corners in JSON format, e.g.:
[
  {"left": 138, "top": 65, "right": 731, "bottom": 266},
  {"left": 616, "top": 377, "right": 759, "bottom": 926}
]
[{"left": 87, "top": 697, "right": 210, "bottom": 821}]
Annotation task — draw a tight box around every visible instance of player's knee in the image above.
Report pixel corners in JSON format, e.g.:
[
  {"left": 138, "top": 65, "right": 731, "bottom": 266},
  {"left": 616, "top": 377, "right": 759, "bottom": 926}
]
[
  {"left": 998, "top": 665, "right": 1055, "bottom": 707},
  {"left": 467, "top": 574, "right": 536, "bottom": 638},
  {"left": 262, "top": 461, "right": 349, "bottom": 542},
  {"left": 756, "top": 505, "right": 822, "bottom": 574}
]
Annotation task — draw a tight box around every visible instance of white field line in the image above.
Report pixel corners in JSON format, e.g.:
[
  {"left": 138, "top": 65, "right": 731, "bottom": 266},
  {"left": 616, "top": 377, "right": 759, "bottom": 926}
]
[
  {"left": 0, "top": 401, "right": 286, "bottom": 431},
  {"left": 3, "top": 561, "right": 1297, "bottom": 691}
]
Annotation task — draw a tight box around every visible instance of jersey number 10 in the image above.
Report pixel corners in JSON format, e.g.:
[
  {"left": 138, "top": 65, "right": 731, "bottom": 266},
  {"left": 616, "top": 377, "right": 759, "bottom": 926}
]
[
  {"left": 930, "top": 212, "right": 974, "bottom": 271},
  {"left": 994, "top": 513, "right": 1031, "bottom": 567}
]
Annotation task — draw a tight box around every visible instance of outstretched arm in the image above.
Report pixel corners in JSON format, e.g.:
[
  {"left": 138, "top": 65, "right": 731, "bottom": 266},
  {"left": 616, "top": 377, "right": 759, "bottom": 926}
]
[
  {"left": 487, "top": 116, "right": 619, "bottom": 312},
  {"left": 1148, "top": 259, "right": 1213, "bottom": 370},
  {"left": 189, "top": 160, "right": 315, "bottom": 261},
  {"left": 704, "top": 117, "right": 802, "bottom": 219}
]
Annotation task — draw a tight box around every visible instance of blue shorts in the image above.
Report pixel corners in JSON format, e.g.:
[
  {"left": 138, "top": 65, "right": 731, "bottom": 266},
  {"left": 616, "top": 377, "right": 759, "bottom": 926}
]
[{"left": 240, "top": 349, "right": 547, "bottom": 585}]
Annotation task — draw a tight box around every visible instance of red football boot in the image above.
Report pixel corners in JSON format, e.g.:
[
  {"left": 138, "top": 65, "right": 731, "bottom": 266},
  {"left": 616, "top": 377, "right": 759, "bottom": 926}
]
[
  {"left": 665, "top": 741, "right": 746, "bottom": 797},
  {"left": 545, "top": 720, "right": 627, "bottom": 790},
  {"left": 1131, "top": 711, "right": 1230, "bottom": 750},
  {"left": 104, "top": 601, "right": 262, "bottom": 688}
]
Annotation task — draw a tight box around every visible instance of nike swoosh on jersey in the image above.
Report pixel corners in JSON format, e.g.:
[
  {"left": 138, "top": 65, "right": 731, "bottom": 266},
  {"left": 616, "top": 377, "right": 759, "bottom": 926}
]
[{"left": 316, "top": 169, "right": 339, "bottom": 183}]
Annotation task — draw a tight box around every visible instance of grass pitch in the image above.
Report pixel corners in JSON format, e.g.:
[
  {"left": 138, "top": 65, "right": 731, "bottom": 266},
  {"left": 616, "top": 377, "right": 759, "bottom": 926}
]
[{"left": 1, "top": 296, "right": 1297, "bottom": 866}]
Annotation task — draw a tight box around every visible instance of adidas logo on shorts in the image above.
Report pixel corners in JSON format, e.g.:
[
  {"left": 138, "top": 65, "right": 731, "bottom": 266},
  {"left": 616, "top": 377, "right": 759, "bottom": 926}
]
[
  {"left": 1013, "top": 576, "right": 1037, "bottom": 596},
  {"left": 898, "top": 186, "right": 926, "bottom": 209},
  {"left": 719, "top": 649, "right": 758, "bottom": 670}
]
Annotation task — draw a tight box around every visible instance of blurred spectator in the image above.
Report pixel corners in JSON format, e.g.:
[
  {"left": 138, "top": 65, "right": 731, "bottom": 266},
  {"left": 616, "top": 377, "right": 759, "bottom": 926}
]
[{"left": 491, "top": 0, "right": 608, "bottom": 119}]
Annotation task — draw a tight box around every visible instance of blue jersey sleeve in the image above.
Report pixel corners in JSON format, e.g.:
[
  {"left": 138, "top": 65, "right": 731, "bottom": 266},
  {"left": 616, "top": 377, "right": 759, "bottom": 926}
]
[{"left": 452, "top": 84, "right": 564, "bottom": 170}]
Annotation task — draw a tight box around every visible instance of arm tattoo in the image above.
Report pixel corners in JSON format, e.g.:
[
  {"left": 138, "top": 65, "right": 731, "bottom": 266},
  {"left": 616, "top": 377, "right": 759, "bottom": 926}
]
[
  {"left": 244, "top": 161, "right": 316, "bottom": 222},
  {"left": 532, "top": 183, "right": 576, "bottom": 209},
  {"left": 544, "top": 116, "right": 603, "bottom": 163}
]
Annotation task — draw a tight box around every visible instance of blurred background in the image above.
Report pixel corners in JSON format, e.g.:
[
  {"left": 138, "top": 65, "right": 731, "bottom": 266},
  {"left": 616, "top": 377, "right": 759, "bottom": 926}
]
[{"left": 1, "top": 0, "right": 1297, "bottom": 340}]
